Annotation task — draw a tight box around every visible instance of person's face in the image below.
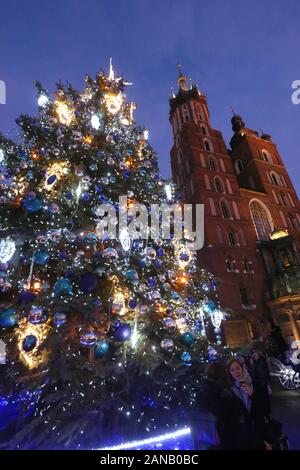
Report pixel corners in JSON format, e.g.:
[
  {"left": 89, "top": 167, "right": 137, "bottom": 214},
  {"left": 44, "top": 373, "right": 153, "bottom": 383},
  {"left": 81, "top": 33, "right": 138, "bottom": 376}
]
[{"left": 229, "top": 361, "right": 243, "bottom": 380}]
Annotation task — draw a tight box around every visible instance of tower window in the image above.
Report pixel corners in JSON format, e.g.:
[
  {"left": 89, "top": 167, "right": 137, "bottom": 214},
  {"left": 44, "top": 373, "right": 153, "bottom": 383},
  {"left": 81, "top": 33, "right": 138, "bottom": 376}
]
[
  {"left": 228, "top": 231, "right": 238, "bottom": 246},
  {"left": 240, "top": 286, "right": 251, "bottom": 306},
  {"left": 209, "top": 157, "right": 218, "bottom": 171},
  {"left": 204, "top": 139, "right": 213, "bottom": 152},
  {"left": 243, "top": 258, "right": 253, "bottom": 272},
  {"left": 215, "top": 177, "right": 224, "bottom": 194},
  {"left": 226, "top": 256, "right": 235, "bottom": 272},
  {"left": 262, "top": 150, "right": 273, "bottom": 163},
  {"left": 270, "top": 171, "right": 281, "bottom": 186},
  {"left": 182, "top": 104, "right": 190, "bottom": 123},
  {"left": 220, "top": 200, "right": 231, "bottom": 219},
  {"left": 288, "top": 215, "right": 299, "bottom": 230},
  {"left": 201, "top": 125, "right": 208, "bottom": 136},
  {"left": 250, "top": 200, "right": 274, "bottom": 241}
]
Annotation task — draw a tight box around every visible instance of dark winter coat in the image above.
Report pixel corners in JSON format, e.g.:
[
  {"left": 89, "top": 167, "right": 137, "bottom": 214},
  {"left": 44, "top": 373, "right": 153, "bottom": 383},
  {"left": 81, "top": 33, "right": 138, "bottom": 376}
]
[{"left": 197, "top": 378, "right": 262, "bottom": 450}]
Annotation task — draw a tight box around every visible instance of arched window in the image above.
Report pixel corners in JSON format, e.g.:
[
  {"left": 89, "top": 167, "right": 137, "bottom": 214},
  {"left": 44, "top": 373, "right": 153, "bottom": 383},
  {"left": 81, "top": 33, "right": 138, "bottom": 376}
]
[
  {"left": 249, "top": 200, "right": 274, "bottom": 241},
  {"left": 226, "top": 256, "right": 235, "bottom": 272},
  {"left": 201, "top": 124, "right": 208, "bottom": 136},
  {"left": 235, "top": 160, "right": 244, "bottom": 174},
  {"left": 270, "top": 171, "right": 281, "bottom": 186},
  {"left": 209, "top": 156, "right": 218, "bottom": 171},
  {"left": 243, "top": 258, "right": 253, "bottom": 272},
  {"left": 228, "top": 230, "right": 239, "bottom": 246},
  {"left": 220, "top": 200, "right": 231, "bottom": 219},
  {"left": 280, "top": 192, "right": 289, "bottom": 207},
  {"left": 262, "top": 149, "right": 273, "bottom": 163},
  {"left": 214, "top": 176, "right": 224, "bottom": 194},
  {"left": 240, "top": 284, "right": 251, "bottom": 306},
  {"left": 204, "top": 139, "right": 213, "bottom": 152}
]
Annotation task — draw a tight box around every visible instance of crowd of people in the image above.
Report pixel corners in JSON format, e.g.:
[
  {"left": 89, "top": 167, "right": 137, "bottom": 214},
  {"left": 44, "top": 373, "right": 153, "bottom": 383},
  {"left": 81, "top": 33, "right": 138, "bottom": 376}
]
[{"left": 192, "top": 348, "right": 288, "bottom": 450}]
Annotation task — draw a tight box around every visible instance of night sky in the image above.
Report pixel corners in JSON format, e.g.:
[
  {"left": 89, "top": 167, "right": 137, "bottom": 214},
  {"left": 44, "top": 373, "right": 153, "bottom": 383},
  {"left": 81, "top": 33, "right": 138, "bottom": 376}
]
[{"left": 0, "top": 0, "right": 299, "bottom": 193}]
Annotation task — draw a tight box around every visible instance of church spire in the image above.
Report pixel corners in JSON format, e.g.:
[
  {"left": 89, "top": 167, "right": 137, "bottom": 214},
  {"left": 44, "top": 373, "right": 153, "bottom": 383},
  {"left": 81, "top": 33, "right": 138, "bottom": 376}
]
[{"left": 177, "top": 63, "right": 189, "bottom": 91}]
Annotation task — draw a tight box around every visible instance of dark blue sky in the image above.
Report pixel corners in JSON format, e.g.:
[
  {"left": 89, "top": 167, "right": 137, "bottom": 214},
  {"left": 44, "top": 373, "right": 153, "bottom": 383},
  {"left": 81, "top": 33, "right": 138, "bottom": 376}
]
[{"left": 1, "top": 0, "right": 299, "bottom": 193}]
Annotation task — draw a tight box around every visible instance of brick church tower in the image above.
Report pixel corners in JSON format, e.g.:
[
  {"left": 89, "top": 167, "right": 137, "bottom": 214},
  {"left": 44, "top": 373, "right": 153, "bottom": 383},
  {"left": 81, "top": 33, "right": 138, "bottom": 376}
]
[{"left": 169, "top": 66, "right": 300, "bottom": 348}]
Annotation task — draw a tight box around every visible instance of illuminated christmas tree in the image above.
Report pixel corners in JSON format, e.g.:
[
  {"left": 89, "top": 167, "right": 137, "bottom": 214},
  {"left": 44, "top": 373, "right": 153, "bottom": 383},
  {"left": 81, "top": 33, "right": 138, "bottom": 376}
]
[{"left": 0, "top": 61, "right": 227, "bottom": 449}]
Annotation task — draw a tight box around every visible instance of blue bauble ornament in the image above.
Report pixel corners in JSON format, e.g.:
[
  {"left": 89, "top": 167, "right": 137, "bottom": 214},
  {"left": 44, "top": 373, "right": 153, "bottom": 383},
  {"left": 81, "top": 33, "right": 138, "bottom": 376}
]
[
  {"left": 23, "top": 334, "right": 37, "bottom": 352},
  {"left": 47, "top": 174, "right": 56, "bottom": 185},
  {"left": 86, "top": 233, "right": 97, "bottom": 244},
  {"left": 124, "top": 269, "right": 139, "bottom": 281},
  {"left": 80, "top": 331, "right": 97, "bottom": 347},
  {"left": 34, "top": 251, "right": 50, "bottom": 266},
  {"left": 95, "top": 185, "right": 103, "bottom": 193},
  {"left": 148, "top": 277, "right": 157, "bottom": 287},
  {"left": 181, "top": 351, "right": 192, "bottom": 363},
  {"left": 78, "top": 273, "right": 98, "bottom": 293},
  {"left": 171, "top": 291, "right": 180, "bottom": 300},
  {"left": 53, "top": 278, "right": 73, "bottom": 296},
  {"left": 18, "top": 291, "right": 36, "bottom": 305},
  {"left": 156, "top": 248, "right": 165, "bottom": 257},
  {"left": 187, "top": 296, "right": 196, "bottom": 305},
  {"left": 28, "top": 307, "right": 47, "bottom": 325},
  {"left": 53, "top": 312, "right": 67, "bottom": 326},
  {"left": 82, "top": 192, "right": 90, "bottom": 202},
  {"left": 127, "top": 149, "right": 133, "bottom": 156},
  {"left": 65, "top": 191, "right": 73, "bottom": 200},
  {"left": 23, "top": 198, "right": 43, "bottom": 213},
  {"left": 95, "top": 340, "right": 110, "bottom": 358},
  {"left": 113, "top": 323, "right": 131, "bottom": 341},
  {"left": 123, "top": 170, "right": 131, "bottom": 179},
  {"left": 0, "top": 307, "right": 17, "bottom": 328},
  {"left": 180, "top": 332, "right": 195, "bottom": 347},
  {"left": 203, "top": 300, "right": 216, "bottom": 314},
  {"left": 128, "top": 299, "right": 137, "bottom": 309},
  {"left": 180, "top": 253, "right": 189, "bottom": 261},
  {"left": 154, "top": 260, "right": 162, "bottom": 269}
]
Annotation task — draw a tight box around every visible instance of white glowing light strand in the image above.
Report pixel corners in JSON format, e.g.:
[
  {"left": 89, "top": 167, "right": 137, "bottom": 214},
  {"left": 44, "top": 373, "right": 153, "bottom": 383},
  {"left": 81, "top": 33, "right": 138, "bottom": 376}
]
[
  {"left": 199, "top": 307, "right": 207, "bottom": 337},
  {"left": 0, "top": 149, "right": 5, "bottom": 164},
  {"left": 0, "top": 238, "right": 16, "bottom": 263},
  {"left": 99, "top": 427, "right": 191, "bottom": 450},
  {"left": 76, "top": 182, "right": 82, "bottom": 204},
  {"left": 27, "top": 251, "right": 36, "bottom": 290},
  {"left": 143, "top": 129, "right": 149, "bottom": 140}
]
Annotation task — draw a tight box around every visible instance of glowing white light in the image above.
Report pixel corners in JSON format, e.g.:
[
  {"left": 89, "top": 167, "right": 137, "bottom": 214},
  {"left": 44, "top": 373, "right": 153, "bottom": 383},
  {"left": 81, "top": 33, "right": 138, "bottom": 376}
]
[
  {"left": 120, "top": 228, "right": 131, "bottom": 251},
  {"left": 104, "top": 92, "right": 123, "bottom": 115},
  {"left": 143, "top": 129, "right": 149, "bottom": 140},
  {"left": 76, "top": 182, "right": 82, "bottom": 203},
  {"left": 210, "top": 310, "right": 224, "bottom": 329},
  {"left": 38, "top": 94, "right": 49, "bottom": 108},
  {"left": 0, "top": 149, "right": 5, "bottom": 163},
  {"left": 99, "top": 427, "right": 191, "bottom": 450},
  {"left": 0, "top": 238, "right": 16, "bottom": 263},
  {"left": 91, "top": 114, "right": 101, "bottom": 130},
  {"left": 165, "top": 184, "right": 173, "bottom": 201}
]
